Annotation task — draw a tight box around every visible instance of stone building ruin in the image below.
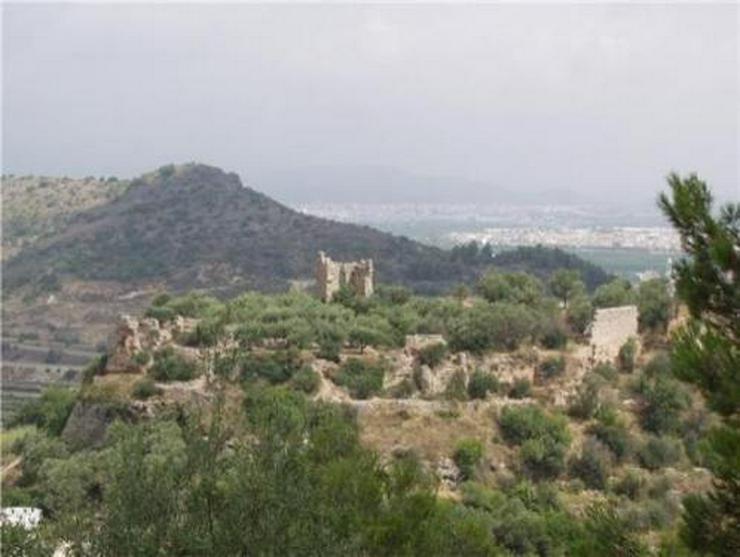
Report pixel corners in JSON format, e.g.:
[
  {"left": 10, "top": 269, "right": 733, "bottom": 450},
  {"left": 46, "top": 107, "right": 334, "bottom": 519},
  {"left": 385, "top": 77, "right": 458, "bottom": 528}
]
[
  {"left": 588, "top": 305, "right": 639, "bottom": 362},
  {"left": 316, "top": 251, "right": 374, "bottom": 302}
]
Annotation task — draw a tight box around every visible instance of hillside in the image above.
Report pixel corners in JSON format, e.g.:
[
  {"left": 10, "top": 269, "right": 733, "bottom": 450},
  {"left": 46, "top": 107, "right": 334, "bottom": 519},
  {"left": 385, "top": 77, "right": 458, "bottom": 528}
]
[
  {"left": 1, "top": 283, "right": 713, "bottom": 554},
  {"left": 1, "top": 175, "right": 127, "bottom": 260},
  {"left": 1, "top": 163, "right": 613, "bottom": 385},
  {"left": 3, "top": 164, "right": 480, "bottom": 295}
]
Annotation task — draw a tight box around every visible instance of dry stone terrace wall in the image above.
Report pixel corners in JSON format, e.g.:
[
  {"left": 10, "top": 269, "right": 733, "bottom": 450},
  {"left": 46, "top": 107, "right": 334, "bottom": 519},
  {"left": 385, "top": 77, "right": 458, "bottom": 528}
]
[
  {"left": 589, "top": 305, "right": 639, "bottom": 362},
  {"left": 316, "top": 251, "right": 374, "bottom": 302}
]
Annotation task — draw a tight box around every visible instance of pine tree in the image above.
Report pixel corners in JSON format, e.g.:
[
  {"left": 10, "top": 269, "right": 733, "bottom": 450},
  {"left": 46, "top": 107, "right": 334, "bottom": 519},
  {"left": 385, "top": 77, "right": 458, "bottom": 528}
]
[{"left": 659, "top": 173, "right": 739, "bottom": 555}]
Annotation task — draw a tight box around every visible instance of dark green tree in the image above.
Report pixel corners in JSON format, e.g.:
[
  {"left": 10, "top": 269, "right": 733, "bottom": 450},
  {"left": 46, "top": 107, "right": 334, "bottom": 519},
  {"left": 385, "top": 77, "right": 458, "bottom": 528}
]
[
  {"left": 593, "top": 278, "right": 636, "bottom": 308},
  {"left": 549, "top": 268, "right": 584, "bottom": 308},
  {"left": 637, "top": 278, "right": 672, "bottom": 333},
  {"left": 658, "top": 173, "right": 739, "bottom": 555}
]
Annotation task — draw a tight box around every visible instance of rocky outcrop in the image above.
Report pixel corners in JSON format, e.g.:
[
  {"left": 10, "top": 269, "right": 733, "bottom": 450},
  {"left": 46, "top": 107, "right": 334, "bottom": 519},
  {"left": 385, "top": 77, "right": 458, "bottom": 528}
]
[
  {"left": 61, "top": 401, "right": 132, "bottom": 449},
  {"left": 104, "top": 314, "right": 184, "bottom": 373}
]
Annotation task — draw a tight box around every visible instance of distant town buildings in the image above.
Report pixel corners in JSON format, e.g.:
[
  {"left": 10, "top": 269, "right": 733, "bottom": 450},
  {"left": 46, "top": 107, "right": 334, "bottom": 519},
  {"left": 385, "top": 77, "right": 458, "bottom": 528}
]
[{"left": 451, "top": 227, "right": 681, "bottom": 252}]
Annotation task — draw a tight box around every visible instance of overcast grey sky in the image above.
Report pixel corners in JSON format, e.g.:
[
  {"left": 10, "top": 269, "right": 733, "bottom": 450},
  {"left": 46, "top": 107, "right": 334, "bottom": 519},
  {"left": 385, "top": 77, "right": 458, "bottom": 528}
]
[{"left": 3, "top": 3, "right": 738, "bottom": 205}]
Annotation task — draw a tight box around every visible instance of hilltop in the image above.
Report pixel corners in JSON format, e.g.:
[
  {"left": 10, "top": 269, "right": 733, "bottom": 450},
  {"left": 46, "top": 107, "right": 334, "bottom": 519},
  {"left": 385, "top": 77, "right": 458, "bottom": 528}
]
[{"left": 3, "top": 164, "right": 480, "bottom": 294}]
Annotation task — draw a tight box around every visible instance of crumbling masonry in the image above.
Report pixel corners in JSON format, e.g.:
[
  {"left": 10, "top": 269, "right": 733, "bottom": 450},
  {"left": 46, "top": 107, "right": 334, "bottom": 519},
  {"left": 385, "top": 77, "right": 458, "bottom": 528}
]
[
  {"left": 316, "top": 251, "right": 374, "bottom": 302},
  {"left": 588, "top": 305, "right": 639, "bottom": 362}
]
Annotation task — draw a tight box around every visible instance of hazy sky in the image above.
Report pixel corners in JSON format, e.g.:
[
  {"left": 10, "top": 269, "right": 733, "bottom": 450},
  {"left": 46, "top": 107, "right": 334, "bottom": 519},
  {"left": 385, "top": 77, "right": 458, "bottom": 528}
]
[{"left": 3, "top": 3, "right": 738, "bottom": 205}]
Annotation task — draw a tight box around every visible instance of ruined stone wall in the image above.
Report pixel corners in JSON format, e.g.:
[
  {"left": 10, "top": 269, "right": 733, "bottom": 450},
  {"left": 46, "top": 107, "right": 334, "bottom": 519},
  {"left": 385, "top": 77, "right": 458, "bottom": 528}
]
[
  {"left": 316, "top": 251, "right": 374, "bottom": 302},
  {"left": 589, "top": 305, "right": 639, "bottom": 362}
]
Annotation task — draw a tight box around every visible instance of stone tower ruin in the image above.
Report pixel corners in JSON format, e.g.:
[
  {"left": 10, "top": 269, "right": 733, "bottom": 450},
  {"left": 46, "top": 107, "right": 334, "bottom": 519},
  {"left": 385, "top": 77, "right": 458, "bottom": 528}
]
[
  {"left": 588, "top": 305, "right": 639, "bottom": 362},
  {"left": 316, "top": 251, "right": 374, "bottom": 302}
]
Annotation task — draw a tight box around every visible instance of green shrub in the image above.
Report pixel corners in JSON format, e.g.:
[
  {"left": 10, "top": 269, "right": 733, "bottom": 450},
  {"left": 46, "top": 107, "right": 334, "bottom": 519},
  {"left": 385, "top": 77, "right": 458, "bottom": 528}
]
[
  {"left": 82, "top": 354, "right": 107, "bottom": 385},
  {"left": 499, "top": 406, "right": 571, "bottom": 480},
  {"left": 467, "top": 369, "right": 500, "bottom": 399},
  {"left": 538, "top": 356, "right": 566, "bottom": 380},
  {"left": 637, "top": 278, "right": 672, "bottom": 333},
  {"left": 151, "top": 293, "right": 171, "bottom": 307},
  {"left": 13, "top": 387, "right": 77, "bottom": 436},
  {"left": 638, "top": 376, "right": 689, "bottom": 435},
  {"left": 499, "top": 406, "right": 571, "bottom": 446},
  {"left": 417, "top": 342, "right": 447, "bottom": 368},
  {"left": 150, "top": 347, "right": 198, "bottom": 382},
  {"left": 132, "top": 378, "right": 162, "bottom": 400},
  {"left": 681, "top": 409, "right": 713, "bottom": 466},
  {"left": 132, "top": 351, "right": 151, "bottom": 367},
  {"left": 569, "top": 438, "right": 613, "bottom": 490},
  {"left": 613, "top": 469, "right": 647, "bottom": 500},
  {"left": 520, "top": 437, "right": 569, "bottom": 480},
  {"left": 644, "top": 352, "right": 672, "bottom": 378},
  {"left": 617, "top": 338, "right": 637, "bottom": 373},
  {"left": 568, "top": 374, "right": 603, "bottom": 420},
  {"left": 332, "top": 358, "right": 385, "bottom": 399},
  {"left": 589, "top": 421, "right": 633, "bottom": 463},
  {"left": 623, "top": 498, "right": 679, "bottom": 532},
  {"left": 454, "top": 438, "right": 484, "bottom": 480},
  {"left": 508, "top": 378, "right": 532, "bottom": 399},
  {"left": 478, "top": 271, "right": 543, "bottom": 306},
  {"left": 637, "top": 436, "right": 683, "bottom": 470},
  {"left": 317, "top": 337, "right": 342, "bottom": 362},
  {"left": 291, "top": 366, "right": 320, "bottom": 394},
  {"left": 185, "top": 320, "right": 225, "bottom": 347},
  {"left": 241, "top": 349, "right": 303, "bottom": 385},
  {"left": 593, "top": 278, "right": 636, "bottom": 308},
  {"left": 448, "top": 302, "right": 537, "bottom": 353},
  {"left": 592, "top": 362, "right": 619, "bottom": 383},
  {"left": 145, "top": 305, "right": 176, "bottom": 322},
  {"left": 445, "top": 369, "right": 468, "bottom": 401},
  {"left": 567, "top": 294, "right": 593, "bottom": 334},
  {"left": 539, "top": 319, "right": 568, "bottom": 350}
]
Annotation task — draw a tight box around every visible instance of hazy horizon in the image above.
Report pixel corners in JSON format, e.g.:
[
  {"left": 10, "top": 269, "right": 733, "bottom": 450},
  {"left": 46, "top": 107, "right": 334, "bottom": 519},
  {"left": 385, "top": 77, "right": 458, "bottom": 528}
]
[{"left": 3, "top": 3, "right": 738, "bottom": 206}]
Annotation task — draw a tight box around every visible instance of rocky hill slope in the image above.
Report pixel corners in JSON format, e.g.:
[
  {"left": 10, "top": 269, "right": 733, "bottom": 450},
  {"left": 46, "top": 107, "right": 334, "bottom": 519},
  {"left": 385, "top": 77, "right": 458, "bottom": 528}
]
[
  {"left": 3, "top": 163, "right": 480, "bottom": 295},
  {"left": 1, "top": 174, "right": 127, "bottom": 260}
]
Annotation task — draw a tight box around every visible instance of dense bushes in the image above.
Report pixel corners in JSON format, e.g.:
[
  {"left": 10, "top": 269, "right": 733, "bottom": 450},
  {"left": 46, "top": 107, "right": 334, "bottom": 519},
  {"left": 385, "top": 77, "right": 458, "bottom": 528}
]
[
  {"left": 589, "top": 420, "right": 633, "bottom": 463},
  {"left": 448, "top": 302, "right": 537, "bottom": 353},
  {"left": 593, "top": 278, "right": 636, "bottom": 309},
  {"left": 454, "top": 439, "right": 484, "bottom": 480},
  {"left": 13, "top": 387, "right": 77, "bottom": 436},
  {"left": 132, "top": 378, "right": 162, "bottom": 400},
  {"left": 568, "top": 373, "right": 603, "bottom": 420},
  {"left": 143, "top": 276, "right": 591, "bottom": 362},
  {"left": 638, "top": 436, "right": 684, "bottom": 470},
  {"left": 150, "top": 347, "right": 198, "bottom": 382},
  {"left": 477, "top": 271, "right": 544, "bottom": 306},
  {"left": 417, "top": 342, "right": 447, "bottom": 368},
  {"left": 291, "top": 367, "right": 321, "bottom": 394},
  {"left": 240, "top": 349, "right": 304, "bottom": 384},
  {"left": 617, "top": 338, "right": 637, "bottom": 373},
  {"left": 569, "top": 438, "right": 613, "bottom": 490},
  {"left": 538, "top": 356, "right": 566, "bottom": 380},
  {"left": 3, "top": 387, "right": 508, "bottom": 556},
  {"left": 499, "top": 406, "right": 571, "bottom": 480},
  {"left": 332, "top": 358, "right": 386, "bottom": 399},
  {"left": 637, "top": 375, "right": 690, "bottom": 435},
  {"left": 508, "top": 379, "right": 532, "bottom": 399},
  {"left": 637, "top": 278, "right": 672, "bottom": 332},
  {"left": 467, "top": 370, "right": 500, "bottom": 399}
]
